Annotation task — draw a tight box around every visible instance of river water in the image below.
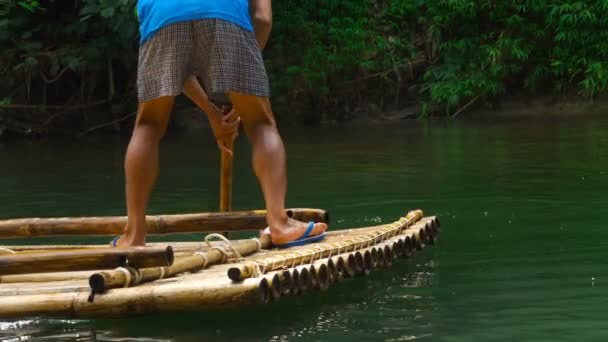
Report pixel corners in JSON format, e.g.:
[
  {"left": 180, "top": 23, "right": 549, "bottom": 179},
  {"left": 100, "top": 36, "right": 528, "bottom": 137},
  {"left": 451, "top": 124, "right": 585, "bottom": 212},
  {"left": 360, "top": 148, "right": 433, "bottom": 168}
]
[{"left": 1, "top": 114, "right": 607, "bottom": 341}]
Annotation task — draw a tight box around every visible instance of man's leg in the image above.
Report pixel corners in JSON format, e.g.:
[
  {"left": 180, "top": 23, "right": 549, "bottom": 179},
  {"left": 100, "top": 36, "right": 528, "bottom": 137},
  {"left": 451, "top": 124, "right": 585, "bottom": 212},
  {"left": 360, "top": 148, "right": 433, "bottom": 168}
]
[
  {"left": 228, "top": 92, "right": 327, "bottom": 244},
  {"left": 118, "top": 96, "right": 174, "bottom": 247}
]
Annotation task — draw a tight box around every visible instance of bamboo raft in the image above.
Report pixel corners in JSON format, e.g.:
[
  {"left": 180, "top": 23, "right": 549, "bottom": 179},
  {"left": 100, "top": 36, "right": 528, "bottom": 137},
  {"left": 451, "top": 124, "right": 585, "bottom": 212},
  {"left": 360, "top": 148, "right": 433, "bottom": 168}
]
[{"left": 0, "top": 208, "right": 440, "bottom": 318}]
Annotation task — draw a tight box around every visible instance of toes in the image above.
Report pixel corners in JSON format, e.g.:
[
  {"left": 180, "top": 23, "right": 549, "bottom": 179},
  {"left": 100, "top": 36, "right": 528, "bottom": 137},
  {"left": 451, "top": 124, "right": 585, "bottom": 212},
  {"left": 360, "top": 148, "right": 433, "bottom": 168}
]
[{"left": 312, "top": 222, "right": 328, "bottom": 235}]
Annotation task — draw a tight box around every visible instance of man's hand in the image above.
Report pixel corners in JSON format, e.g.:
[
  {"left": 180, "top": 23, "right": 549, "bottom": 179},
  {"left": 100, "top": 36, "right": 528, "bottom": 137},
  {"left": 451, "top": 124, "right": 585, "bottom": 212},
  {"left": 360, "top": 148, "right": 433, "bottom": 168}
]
[
  {"left": 182, "top": 76, "right": 241, "bottom": 155},
  {"left": 207, "top": 106, "right": 240, "bottom": 156}
]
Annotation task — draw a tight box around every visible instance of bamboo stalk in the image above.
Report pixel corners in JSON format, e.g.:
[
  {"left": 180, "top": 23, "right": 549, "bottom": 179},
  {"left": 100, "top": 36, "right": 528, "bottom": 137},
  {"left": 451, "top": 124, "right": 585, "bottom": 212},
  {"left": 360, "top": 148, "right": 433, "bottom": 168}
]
[
  {"left": 353, "top": 251, "right": 365, "bottom": 276},
  {"left": 279, "top": 270, "right": 292, "bottom": 296},
  {"left": 89, "top": 236, "right": 271, "bottom": 295},
  {"left": 0, "top": 280, "right": 89, "bottom": 296},
  {"left": 309, "top": 265, "right": 319, "bottom": 289},
  {"left": 0, "top": 214, "right": 441, "bottom": 318},
  {"left": 370, "top": 247, "right": 379, "bottom": 267},
  {"left": 404, "top": 236, "right": 413, "bottom": 256},
  {"left": 363, "top": 250, "right": 374, "bottom": 274},
  {"left": 313, "top": 257, "right": 336, "bottom": 286},
  {"left": 219, "top": 146, "right": 233, "bottom": 214},
  {"left": 376, "top": 247, "right": 387, "bottom": 268},
  {"left": 0, "top": 276, "right": 270, "bottom": 318},
  {"left": 383, "top": 245, "right": 394, "bottom": 267},
  {"left": 296, "top": 266, "right": 310, "bottom": 293},
  {"left": 315, "top": 264, "right": 330, "bottom": 291},
  {"left": 225, "top": 211, "right": 424, "bottom": 280},
  {"left": 326, "top": 258, "right": 337, "bottom": 284},
  {"left": 425, "top": 223, "right": 435, "bottom": 245},
  {"left": 0, "top": 270, "right": 97, "bottom": 284},
  {"left": 394, "top": 239, "right": 405, "bottom": 257},
  {"left": 290, "top": 268, "right": 300, "bottom": 295},
  {"left": 413, "top": 234, "right": 422, "bottom": 251},
  {"left": 432, "top": 217, "right": 441, "bottom": 231},
  {"left": 266, "top": 273, "right": 281, "bottom": 301},
  {"left": 344, "top": 254, "right": 357, "bottom": 278},
  {"left": 4, "top": 216, "right": 433, "bottom": 254},
  {"left": 0, "top": 208, "right": 328, "bottom": 238},
  {"left": 0, "top": 246, "right": 173, "bottom": 275}
]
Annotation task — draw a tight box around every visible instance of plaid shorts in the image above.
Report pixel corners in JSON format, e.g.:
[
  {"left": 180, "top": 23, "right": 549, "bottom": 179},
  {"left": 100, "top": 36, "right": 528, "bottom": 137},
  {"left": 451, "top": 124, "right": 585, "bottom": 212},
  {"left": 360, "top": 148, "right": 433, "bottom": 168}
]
[{"left": 137, "top": 19, "right": 270, "bottom": 103}]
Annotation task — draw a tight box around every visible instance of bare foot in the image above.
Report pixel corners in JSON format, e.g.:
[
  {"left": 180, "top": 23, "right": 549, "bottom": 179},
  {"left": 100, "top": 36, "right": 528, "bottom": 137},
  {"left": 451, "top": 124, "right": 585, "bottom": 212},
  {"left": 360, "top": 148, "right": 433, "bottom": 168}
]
[{"left": 268, "top": 218, "right": 328, "bottom": 245}]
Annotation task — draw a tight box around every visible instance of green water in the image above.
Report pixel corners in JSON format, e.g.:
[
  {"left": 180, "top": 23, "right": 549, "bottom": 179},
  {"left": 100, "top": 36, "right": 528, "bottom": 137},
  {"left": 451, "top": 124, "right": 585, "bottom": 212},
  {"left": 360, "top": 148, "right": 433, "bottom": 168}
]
[{"left": 1, "top": 115, "right": 607, "bottom": 341}]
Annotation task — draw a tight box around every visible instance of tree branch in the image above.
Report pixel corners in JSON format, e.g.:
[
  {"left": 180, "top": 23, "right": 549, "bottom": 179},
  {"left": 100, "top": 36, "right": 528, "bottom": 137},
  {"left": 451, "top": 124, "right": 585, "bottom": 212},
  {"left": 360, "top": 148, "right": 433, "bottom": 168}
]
[{"left": 78, "top": 111, "right": 136, "bottom": 137}]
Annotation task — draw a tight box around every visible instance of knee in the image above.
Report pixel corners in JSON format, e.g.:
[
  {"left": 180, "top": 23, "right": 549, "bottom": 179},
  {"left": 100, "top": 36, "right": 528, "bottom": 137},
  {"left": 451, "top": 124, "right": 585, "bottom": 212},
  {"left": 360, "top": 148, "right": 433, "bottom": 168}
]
[
  {"left": 133, "top": 117, "right": 168, "bottom": 141},
  {"left": 133, "top": 97, "right": 174, "bottom": 139},
  {"left": 243, "top": 120, "right": 276, "bottom": 141}
]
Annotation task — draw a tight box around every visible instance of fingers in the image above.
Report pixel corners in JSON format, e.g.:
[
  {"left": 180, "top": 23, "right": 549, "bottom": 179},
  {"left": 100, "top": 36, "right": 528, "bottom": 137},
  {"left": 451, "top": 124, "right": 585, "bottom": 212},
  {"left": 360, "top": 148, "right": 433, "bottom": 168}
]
[
  {"left": 223, "top": 108, "right": 239, "bottom": 123},
  {"left": 217, "top": 139, "right": 233, "bottom": 156}
]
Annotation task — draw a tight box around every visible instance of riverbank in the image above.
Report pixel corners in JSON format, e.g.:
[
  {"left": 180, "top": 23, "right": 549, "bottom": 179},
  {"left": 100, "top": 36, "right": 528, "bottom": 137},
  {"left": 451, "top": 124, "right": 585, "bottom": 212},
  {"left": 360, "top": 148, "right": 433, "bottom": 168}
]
[{"left": 1, "top": 94, "right": 607, "bottom": 141}]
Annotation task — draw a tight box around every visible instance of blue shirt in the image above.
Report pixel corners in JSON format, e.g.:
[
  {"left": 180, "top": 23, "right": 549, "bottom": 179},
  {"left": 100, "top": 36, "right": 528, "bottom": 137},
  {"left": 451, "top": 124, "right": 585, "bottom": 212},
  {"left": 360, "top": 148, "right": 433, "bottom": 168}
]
[{"left": 137, "top": 0, "right": 252, "bottom": 44}]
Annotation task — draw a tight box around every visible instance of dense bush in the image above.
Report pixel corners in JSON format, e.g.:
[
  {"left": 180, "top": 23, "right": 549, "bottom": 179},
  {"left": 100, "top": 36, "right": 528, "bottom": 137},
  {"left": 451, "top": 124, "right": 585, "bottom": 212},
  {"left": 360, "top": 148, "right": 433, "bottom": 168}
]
[{"left": 1, "top": 0, "right": 607, "bottom": 136}]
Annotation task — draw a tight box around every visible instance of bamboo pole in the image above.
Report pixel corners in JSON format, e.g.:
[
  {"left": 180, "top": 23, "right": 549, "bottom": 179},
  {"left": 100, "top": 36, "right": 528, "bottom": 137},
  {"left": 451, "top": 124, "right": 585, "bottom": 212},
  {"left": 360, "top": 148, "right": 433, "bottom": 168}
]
[
  {"left": 370, "top": 247, "right": 379, "bottom": 267},
  {"left": 89, "top": 235, "right": 272, "bottom": 295},
  {"left": 332, "top": 256, "right": 346, "bottom": 281},
  {"left": 0, "top": 246, "right": 173, "bottom": 275},
  {"left": 432, "top": 217, "right": 441, "bottom": 232},
  {"left": 290, "top": 268, "right": 300, "bottom": 295},
  {"left": 219, "top": 147, "right": 233, "bottom": 214},
  {"left": 225, "top": 211, "right": 424, "bottom": 280},
  {"left": 316, "top": 263, "right": 330, "bottom": 291},
  {"left": 353, "top": 251, "right": 365, "bottom": 276},
  {"left": 3, "top": 216, "right": 433, "bottom": 254},
  {"left": 363, "top": 250, "right": 374, "bottom": 274},
  {"left": 297, "top": 266, "right": 311, "bottom": 293},
  {"left": 404, "top": 236, "right": 413, "bottom": 256},
  {"left": 266, "top": 273, "right": 281, "bottom": 301},
  {"left": 326, "top": 258, "right": 337, "bottom": 284},
  {"left": 343, "top": 254, "right": 357, "bottom": 278},
  {"left": 0, "top": 280, "right": 90, "bottom": 296},
  {"left": 0, "top": 214, "right": 441, "bottom": 318},
  {"left": 279, "top": 270, "right": 293, "bottom": 296},
  {"left": 0, "top": 276, "right": 270, "bottom": 318},
  {"left": 0, "top": 208, "right": 328, "bottom": 238},
  {"left": 0, "top": 270, "right": 97, "bottom": 284},
  {"left": 313, "top": 257, "right": 336, "bottom": 285},
  {"left": 376, "top": 247, "right": 387, "bottom": 268},
  {"left": 425, "top": 223, "right": 435, "bottom": 245},
  {"left": 309, "top": 265, "right": 319, "bottom": 289},
  {"left": 219, "top": 104, "right": 234, "bottom": 238},
  {"left": 383, "top": 245, "right": 394, "bottom": 267},
  {"left": 394, "top": 239, "right": 405, "bottom": 257}
]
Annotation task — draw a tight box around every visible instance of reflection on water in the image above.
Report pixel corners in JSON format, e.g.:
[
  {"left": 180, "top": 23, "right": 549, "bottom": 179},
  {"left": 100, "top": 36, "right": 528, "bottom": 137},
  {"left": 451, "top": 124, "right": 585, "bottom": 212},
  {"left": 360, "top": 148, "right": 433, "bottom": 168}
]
[{"left": 1, "top": 115, "right": 608, "bottom": 341}]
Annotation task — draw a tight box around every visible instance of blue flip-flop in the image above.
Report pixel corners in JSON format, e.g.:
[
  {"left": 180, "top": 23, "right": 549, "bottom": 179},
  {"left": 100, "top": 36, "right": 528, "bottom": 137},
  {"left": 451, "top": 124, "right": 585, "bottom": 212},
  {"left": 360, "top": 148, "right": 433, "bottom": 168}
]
[
  {"left": 274, "top": 222, "right": 326, "bottom": 249},
  {"left": 109, "top": 236, "right": 120, "bottom": 247}
]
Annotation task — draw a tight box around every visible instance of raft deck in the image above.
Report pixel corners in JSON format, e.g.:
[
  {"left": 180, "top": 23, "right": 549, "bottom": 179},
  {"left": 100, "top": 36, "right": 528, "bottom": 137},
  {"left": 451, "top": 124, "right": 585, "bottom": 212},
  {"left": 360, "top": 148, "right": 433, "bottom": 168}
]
[{"left": 0, "top": 210, "right": 440, "bottom": 318}]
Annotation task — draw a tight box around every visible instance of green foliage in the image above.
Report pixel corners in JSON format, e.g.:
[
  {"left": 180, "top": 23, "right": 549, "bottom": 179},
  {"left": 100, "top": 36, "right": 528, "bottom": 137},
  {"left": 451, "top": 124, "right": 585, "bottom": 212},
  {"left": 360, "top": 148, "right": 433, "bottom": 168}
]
[
  {"left": 0, "top": 0, "right": 138, "bottom": 108},
  {"left": 400, "top": 0, "right": 608, "bottom": 114},
  {"left": 268, "top": 0, "right": 608, "bottom": 118},
  {"left": 1, "top": 0, "right": 608, "bottom": 130}
]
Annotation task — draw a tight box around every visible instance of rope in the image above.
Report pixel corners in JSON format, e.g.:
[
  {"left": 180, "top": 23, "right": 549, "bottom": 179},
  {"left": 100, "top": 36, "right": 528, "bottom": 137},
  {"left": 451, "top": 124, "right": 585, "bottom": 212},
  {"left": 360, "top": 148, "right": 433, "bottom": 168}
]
[
  {"left": 251, "top": 262, "right": 263, "bottom": 277},
  {"left": 205, "top": 233, "right": 243, "bottom": 262},
  {"left": 131, "top": 266, "right": 143, "bottom": 285},
  {"left": 115, "top": 267, "right": 134, "bottom": 287},
  {"left": 252, "top": 238, "right": 262, "bottom": 252},
  {"left": 194, "top": 252, "right": 209, "bottom": 269}
]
